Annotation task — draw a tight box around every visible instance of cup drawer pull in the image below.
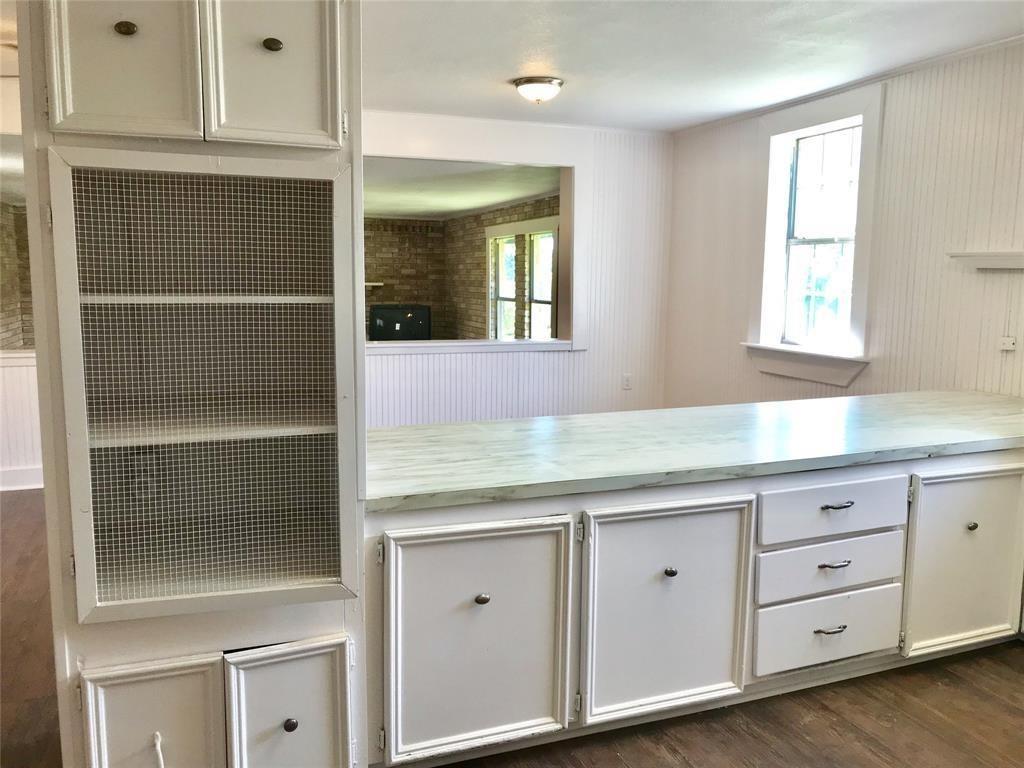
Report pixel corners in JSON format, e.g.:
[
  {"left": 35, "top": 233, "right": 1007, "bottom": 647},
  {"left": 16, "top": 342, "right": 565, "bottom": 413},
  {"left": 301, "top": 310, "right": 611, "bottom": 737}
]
[
  {"left": 813, "top": 624, "right": 848, "bottom": 636},
  {"left": 820, "top": 500, "right": 855, "bottom": 511},
  {"left": 817, "top": 559, "right": 852, "bottom": 570}
]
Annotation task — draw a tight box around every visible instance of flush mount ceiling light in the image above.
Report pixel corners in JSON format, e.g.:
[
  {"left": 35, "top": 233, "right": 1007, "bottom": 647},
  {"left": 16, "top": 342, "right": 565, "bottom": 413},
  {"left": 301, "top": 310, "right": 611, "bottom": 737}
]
[{"left": 512, "top": 76, "right": 564, "bottom": 104}]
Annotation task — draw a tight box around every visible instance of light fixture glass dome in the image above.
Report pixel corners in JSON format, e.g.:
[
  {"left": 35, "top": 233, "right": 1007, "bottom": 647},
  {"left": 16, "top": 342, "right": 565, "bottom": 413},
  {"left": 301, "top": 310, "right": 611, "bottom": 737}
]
[{"left": 513, "top": 76, "right": 564, "bottom": 104}]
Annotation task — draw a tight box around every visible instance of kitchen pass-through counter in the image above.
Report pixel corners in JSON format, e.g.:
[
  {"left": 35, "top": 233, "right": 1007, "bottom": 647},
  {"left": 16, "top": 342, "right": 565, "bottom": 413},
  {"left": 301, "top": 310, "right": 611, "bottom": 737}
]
[{"left": 365, "top": 390, "right": 1024, "bottom": 513}]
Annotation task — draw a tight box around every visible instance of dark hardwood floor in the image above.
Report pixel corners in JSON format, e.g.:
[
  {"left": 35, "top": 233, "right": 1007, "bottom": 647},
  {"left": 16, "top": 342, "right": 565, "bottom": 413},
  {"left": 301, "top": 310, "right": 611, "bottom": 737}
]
[{"left": 2, "top": 488, "right": 1022, "bottom": 768}]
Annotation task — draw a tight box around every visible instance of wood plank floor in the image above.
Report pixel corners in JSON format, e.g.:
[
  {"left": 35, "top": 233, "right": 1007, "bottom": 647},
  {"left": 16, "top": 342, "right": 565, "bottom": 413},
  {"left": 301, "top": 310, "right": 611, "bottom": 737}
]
[{"left": 2, "top": 488, "right": 1022, "bottom": 768}]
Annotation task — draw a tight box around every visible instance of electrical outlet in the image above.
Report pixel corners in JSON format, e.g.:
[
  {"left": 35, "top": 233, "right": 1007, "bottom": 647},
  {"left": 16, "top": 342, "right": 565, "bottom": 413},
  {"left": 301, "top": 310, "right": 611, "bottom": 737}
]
[
  {"left": 999, "top": 336, "right": 1017, "bottom": 352},
  {"left": 621, "top": 373, "right": 633, "bottom": 390}
]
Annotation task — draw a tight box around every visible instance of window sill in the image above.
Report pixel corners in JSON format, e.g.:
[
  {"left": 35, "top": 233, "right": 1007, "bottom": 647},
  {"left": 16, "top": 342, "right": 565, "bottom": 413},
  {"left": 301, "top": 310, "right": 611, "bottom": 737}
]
[
  {"left": 741, "top": 342, "right": 869, "bottom": 387},
  {"left": 365, "top": 339, "right": 574, "bottom": 356}
]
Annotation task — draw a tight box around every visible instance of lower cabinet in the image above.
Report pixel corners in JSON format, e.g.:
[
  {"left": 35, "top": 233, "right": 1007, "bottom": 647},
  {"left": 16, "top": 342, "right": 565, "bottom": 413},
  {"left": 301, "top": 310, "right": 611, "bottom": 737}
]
[
  {"left": 384, "top": 517, "right": 574, "bottom": 765},
  {"left": 581, "top": 496, "right": 753, "bottom": 724},
  {"left": 225, "top": 635, "right": 352, "bottom": 768},
  {"left": 81, "top": 635, "right": 352, "bottom": 768},
  {"left": 82, "top": 654, "right": 227, "bottom": 768},
  {"left": 902, "top": 466, "right": 1024, "bottom": 656}
]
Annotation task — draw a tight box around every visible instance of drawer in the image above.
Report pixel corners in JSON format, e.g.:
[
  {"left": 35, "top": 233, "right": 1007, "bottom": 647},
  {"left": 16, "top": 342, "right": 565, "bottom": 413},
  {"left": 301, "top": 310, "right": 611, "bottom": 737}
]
[
  {"left": 225, "top": 635, "right": 351, "bottom": 768},
  {"left": 385, "top": 517, "right": 574, "bottom": 764},
  {"left": 757, "top": 530, "right": 905, "bottom": 604},
  {"left": 759, "top": 475, "right": 908, "bottom": 545},
  {"left": 754, "top": 583, "right": 902, "bottom": 676},
  {"left": 82, "top": 654, "right": 226, "bottom": 768}
]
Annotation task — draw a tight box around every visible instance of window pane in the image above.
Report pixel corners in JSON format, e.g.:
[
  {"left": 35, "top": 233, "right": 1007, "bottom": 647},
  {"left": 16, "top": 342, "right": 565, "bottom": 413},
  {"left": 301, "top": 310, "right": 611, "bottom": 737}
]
[
  {"left": 783, "top": 242, "right": 854, "bottom": 347},
  {"left": 530, "top": 302, "right": 552, "bottom": 340},
  {"left": 531, "top": 232, "right": 555, "bottom": 302},
  {"left": 792, "top": 125, "right": 861, "bottom": 240},
  {"left": 498, "top": 237, "right": 516, "bottom": 299},
  {"left": 497, "top": 300, "right": 516, "bottom": 341}
]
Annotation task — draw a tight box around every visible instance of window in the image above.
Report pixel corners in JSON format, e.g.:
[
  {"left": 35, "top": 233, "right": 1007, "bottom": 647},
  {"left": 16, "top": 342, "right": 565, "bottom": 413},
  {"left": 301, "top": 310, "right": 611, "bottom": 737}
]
[
  {"left": 756, "top": 84, "right": 881, "bottom": 364},
  {"left": 486, "top": 217, "right": 558, "bottom": 341},
  {"left": 529, "top": 231, "right": 556, "bottom": 340},
  {"left": 490, "top": 236, "right": 517, "bottom": 341}
]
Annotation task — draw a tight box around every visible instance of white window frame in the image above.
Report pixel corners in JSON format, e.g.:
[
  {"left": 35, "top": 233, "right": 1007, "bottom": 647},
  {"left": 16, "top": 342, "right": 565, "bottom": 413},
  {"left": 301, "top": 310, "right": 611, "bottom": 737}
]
[
  {"left": 745, "top": 84, "right": 883, "bottom": 386},
  {"left": 484, "top": 216, "right": 559, "bottom": 341}
]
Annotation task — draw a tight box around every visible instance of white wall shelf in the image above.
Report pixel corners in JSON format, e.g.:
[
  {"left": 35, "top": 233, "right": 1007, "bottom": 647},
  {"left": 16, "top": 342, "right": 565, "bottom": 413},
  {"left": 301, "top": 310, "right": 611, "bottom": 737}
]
[
  {"left": 947, "top": 251, "right": 1024, "bottom": 270},
  {"left": 89, "top": 416, "right": 337, "bottom": 449}
]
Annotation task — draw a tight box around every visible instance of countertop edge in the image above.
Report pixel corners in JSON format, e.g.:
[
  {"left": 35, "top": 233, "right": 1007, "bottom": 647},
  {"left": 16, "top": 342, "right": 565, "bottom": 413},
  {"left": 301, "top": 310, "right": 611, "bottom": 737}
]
[{"left": 363, "top": 436, "right": 1024, "bottom": 514}]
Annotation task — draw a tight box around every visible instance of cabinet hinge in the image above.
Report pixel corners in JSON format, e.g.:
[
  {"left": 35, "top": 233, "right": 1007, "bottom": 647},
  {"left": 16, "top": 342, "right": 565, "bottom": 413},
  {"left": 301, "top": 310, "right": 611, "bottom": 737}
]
[
  {"left": 898, "top": 631, "right": 906, "bottom": 650},
  {"left": 573, "top": 693, "right": 582, "bottom": 713},
  {"left": 376, "top": 539, "right": 385, "bottom": 565},
  {"left": 377, "top": 728, "right": 386, "bottom": 750},
  {"left": 76, "top": 682, "right": 83, "bottom": 711},
  {"left": 907, "top": 485, "right": 915, "bottom": 504},
  {"left": 342, "top": 110, "right": 350, "bottom": 138},
  {"left": 68, "top": 554, "right": 76, "bottom": 578},
  {"left": 46, "top": 205, "right": 53, "bottom": 230},
  {"left": 575, "top": 521, "right": 585, "bottom": 542}
]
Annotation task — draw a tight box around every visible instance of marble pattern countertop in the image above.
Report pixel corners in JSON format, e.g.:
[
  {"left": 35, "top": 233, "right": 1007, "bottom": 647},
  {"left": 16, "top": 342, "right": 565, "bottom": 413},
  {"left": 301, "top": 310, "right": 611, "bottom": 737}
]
[{"left": 365, "top": 391, "right": 1024, "bottom": 513}]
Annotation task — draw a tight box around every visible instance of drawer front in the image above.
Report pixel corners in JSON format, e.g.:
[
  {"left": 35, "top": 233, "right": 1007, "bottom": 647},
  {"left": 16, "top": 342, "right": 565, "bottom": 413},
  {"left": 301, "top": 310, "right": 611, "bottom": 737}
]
[
  {"left": 82, "top": 654, "right": 226, "bottom": 768},
  {"left": 583, "top": 497, "right": 752, "bottom": 724},
  {"left": 757, "top": 530, "right": 905, "bottom": 604},
  {"left": 225, "top": 635, "right": 351, "bottom": 768},
  {"left": 385, "top": 517, "right": 574, "bottom": 764},
  {"left": 755, "top": 583, "right": 902, "bottom": 676},
  {"left": 759, "top": 475, "right": 908, "bottom": 545}
]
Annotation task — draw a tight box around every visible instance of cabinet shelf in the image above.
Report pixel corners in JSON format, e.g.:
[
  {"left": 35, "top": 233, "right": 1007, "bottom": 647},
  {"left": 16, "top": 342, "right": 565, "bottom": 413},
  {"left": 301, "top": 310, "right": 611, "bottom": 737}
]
[
  {"left": 89, "top": 413, "right": 336, "bottom": 448},
  {"left": 80, "top": 294, "right": 333, "bottom": 305}
]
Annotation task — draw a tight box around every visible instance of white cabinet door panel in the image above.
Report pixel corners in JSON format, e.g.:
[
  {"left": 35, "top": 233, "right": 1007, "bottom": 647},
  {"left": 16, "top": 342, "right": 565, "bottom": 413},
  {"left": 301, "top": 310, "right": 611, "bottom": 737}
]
[
  {"left": 582, "top": 496, "right": 753, "bottom": 724},
  {"left": 82, "top": 654, "right": 225, "bottom": 768},
  {"left": 755, "top": 583, "right": 902, "bottom": 676},
  {"left": 902, "top": 466, "right": 1024, "bottom": 656},
  {"left": 385, "top": 517, "right": 574, "bottom": 764},
  {"left": 225, "top": 635, "right": 351, "bottom": 768},
  {"left": 201, "top": 0, "right": 342, "bottom": 146},
  {"left": 45, "top": 0, "right": 204, "bottom": 137},
  {"left": 759, "top": 475, "right": 908, "bottom": 545},
  {"left": 757, "top": 530, "right": 905, "bottom": 604}
]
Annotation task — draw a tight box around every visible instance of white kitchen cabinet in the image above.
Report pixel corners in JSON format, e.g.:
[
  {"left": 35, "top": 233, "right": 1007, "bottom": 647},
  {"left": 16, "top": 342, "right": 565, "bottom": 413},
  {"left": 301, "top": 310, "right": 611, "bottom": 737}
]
[
  {"left": 581, "top": 496, "right": 753, "bottom": 724},
  {"left": 82, "top": 654, "right": 226, "bottom": 768},
  {"left": 200, "top": 0, "right": 343, "bottom": 146},
  {"left": 384, "top": 517, "right": 574, "bottom": 765},
  {"left": 44, "top": 0, "right": 204, "bottom": 138},
  {"left": 902, "top": 466, "right": 1024, "bottom": 657},
  {"left": 225, "top": 634, "right": 352, "bottom": 768}
]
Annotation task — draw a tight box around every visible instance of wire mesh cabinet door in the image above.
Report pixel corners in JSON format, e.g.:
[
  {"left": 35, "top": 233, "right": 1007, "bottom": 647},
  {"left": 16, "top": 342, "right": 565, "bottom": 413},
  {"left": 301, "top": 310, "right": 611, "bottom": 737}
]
[{"left": 48, "top": 146, "right": 361, "bottom": 623}]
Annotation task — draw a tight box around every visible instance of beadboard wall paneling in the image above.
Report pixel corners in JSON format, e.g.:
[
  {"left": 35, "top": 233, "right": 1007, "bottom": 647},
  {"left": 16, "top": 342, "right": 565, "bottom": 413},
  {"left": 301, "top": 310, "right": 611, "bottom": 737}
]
[
  {"left": 665, "top": 42, "right": 1024, "bottom": 407},
  {"left": 1, "top": 352, "right": 43, "bottom": 489},
  {"left": 366, "top": 128, "right": 674, "bottom": 427}
]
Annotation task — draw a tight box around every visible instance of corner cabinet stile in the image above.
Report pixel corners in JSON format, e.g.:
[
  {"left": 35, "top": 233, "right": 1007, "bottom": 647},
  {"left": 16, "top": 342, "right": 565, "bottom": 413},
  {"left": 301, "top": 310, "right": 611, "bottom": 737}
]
[
  {"left": 901, "top": 464, "right": 1024, "bottom": 656},
  {"left": 384, "top": 516, "right": 575, "bottom": 765},
  {"left": 48, "top": 146, "right": 360, "bottom": 623}
]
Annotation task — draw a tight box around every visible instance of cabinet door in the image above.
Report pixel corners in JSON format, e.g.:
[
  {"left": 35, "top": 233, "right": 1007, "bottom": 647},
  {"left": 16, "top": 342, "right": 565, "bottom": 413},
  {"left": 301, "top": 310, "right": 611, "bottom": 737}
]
[
  {"left": 385, "top": 517, "right": 574, "bottom": 765},
  {"left": 45, "top": 0, "right": 204, "bottom": 138},
  {"left": 225, "top": 635, "right": 351, "bottom": 768},
  {"left": 200, "top": 0, "right": 342, "bottom": 146},
  {"left": 902, "top": 466, "right": 1024, "bottom": 656},
  {"left": 82, "top": 654, "right": 225, "bottom": 768},
  {"left": 582, "top": 496, "right": 753, "bottom": 725}
]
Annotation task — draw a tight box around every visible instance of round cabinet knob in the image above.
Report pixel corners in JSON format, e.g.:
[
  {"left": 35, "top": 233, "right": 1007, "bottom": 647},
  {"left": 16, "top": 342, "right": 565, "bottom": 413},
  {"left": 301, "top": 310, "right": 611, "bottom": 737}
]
[
  {"left": 663, "top": 567, "right": 678, "bottom": 578},
  {"left": 283, "top": 718, "right": 299, "bottom": 733},
  {"left": 113, "top": 20, "right": 138, "bottom": 36},
  {"left": 262, "top": 37, "right": 284, "bottom": 51},
  {"left": 474, "top": 593, "right": 491, "bottom": 605},
  {"left": 966, "top": 521, "right": 979, "bottom": 531}
]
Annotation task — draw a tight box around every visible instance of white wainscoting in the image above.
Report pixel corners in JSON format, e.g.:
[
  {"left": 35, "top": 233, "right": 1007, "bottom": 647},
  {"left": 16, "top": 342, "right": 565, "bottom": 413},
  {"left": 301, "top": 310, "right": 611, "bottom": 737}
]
[
  {"left": 665, "top": 41, "right": 1024, "bottom": 406},
  {"left": 365, "top": 120, "right": 674, "bottom": 427},
  {"left": 1, "top": 351, "right": 43, "bottom": 490}
]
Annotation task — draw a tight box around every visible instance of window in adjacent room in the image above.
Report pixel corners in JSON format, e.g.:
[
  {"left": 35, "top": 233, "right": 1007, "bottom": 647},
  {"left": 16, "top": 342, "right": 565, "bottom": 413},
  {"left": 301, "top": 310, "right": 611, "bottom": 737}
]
[
  {"left": 528, "top": 231, "right": 556, "bottom": 340},
  {"left": 486, "top": 217, "right": 558, "bottom": 341},
  {"left": 490, "top": 235, "right": 517, "bottom": 341}
]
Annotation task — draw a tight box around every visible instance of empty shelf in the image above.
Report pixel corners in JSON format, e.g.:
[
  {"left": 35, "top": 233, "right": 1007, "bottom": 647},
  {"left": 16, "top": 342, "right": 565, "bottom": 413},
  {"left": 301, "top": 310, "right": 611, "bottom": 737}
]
[{"left": 89, "top": 414, "right": 336, "bottom": 448}]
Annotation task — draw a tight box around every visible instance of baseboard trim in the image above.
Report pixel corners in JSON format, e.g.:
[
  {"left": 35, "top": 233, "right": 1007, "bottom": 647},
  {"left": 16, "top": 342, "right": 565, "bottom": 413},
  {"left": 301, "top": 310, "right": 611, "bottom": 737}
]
[{"left": 1, "top": 466, "right": 44, "bottom": 491}]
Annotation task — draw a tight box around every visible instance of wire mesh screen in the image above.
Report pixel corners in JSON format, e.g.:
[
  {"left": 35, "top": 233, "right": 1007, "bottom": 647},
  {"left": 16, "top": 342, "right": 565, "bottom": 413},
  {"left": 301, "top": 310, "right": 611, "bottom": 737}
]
[
  {"left": 92, "top": 436, "right": 340, "bottom": 602},
  {"left": 73, "top": 168, "right": 333, "bottom": 296},
  {"left": 71, "top": 167, "right": 342, "bottom": 603}
]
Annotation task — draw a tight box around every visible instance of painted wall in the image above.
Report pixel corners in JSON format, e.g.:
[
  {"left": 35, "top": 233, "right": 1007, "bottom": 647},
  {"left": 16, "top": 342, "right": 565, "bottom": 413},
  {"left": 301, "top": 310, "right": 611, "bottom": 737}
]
[
  {"left": 364, "top": 112, "right": 674, "bottom": 427},
  {"left": 0, "top": 352, "right": 42, "bottom": 489},
  {"left": 664, "top": 42, "right": 1024, "bottom": 407}
]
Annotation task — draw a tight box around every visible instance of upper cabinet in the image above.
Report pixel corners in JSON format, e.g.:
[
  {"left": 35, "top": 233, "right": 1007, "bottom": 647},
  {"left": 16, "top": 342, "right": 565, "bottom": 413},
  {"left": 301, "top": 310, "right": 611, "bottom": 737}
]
[
  {"left": 44, "top": 0, "right": 205, "bottom": 138},
  {"left": 200, "top": 0, "right": 342, "bottom": 147},
  {"left": 44, "top": 0, "right": 343, "bottom": 148}
]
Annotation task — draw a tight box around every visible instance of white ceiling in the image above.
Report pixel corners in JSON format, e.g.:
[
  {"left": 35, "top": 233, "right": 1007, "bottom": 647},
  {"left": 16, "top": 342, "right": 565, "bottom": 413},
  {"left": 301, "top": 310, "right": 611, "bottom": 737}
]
[
  {"left": 362, "top": 0, "right": 1024, "bottom": 131},
  {"left": 364, "top": 157, "right": 561, "bottom": 218}
]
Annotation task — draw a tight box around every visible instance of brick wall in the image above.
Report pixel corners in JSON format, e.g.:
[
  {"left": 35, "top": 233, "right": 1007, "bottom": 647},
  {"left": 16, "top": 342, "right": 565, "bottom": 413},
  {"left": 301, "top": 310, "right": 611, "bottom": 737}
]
[
  {"left": 363, "top": 218, "right": 452, "bottom": 338},
  {"left": 0, "top": 202, "right": 33, "bottom": 350}
]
